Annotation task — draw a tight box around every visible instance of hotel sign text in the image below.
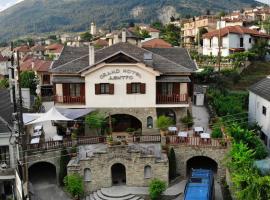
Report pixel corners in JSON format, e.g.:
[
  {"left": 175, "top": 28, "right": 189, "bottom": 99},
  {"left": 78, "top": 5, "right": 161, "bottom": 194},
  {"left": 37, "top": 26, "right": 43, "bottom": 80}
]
[{"left": 100, "top": 69, "right": 142, "bottom": 80}]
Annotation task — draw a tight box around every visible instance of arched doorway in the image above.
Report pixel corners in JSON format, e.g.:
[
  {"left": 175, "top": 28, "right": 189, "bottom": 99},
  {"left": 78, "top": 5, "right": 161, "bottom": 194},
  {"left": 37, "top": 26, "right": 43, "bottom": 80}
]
[
  {"left": 111, "top": 114, "right": 142, "bottom": 132},
  {"left": 186, "top": 156, "right": 218, "bottom": 176},
  {"left": 29, "top": 162, "right": 57, "bottom": 184},
  {"left": 111, "top": 163, "right": 126, "bottom": 185}
]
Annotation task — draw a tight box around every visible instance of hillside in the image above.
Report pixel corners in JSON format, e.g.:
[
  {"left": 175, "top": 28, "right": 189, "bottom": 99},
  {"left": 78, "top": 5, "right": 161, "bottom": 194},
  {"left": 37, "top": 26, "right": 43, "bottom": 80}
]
[{"left": 0, "top": 0, "right": 259, "bottom": 42}]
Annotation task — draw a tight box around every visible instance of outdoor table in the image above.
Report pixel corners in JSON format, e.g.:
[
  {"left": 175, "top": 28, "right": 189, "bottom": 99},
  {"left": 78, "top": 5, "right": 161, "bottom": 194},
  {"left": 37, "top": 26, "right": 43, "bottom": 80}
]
[
  {"left": 168, "top": 126, "right": 178, "bottom": 134},
  {"left": 194, "top": 127, "right": 204, "bottom": 136},
  {"left": 200, "top": 133, "right": 210, "bottom": 144},
  {"left": 53, "top": 135, "right": 63, "bottom": 141},
  {"left": 30, "top": 137, "right": 40, "bottom": 144},
  {"left": 178, "top": 131, "right": 188, "bottom": 142}
]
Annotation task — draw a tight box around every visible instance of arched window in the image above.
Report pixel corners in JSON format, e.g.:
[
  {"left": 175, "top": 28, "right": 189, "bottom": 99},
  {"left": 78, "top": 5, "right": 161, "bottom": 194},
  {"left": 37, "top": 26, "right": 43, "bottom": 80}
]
[
  {"left": 144, "top": 165, "right": 152, "bottom": 179},
  {"left": 84, "top": 168, "right": 91, "bottom": 182},
  {"left": 147, "top": 116, "right": 153, "bottom": 129}
]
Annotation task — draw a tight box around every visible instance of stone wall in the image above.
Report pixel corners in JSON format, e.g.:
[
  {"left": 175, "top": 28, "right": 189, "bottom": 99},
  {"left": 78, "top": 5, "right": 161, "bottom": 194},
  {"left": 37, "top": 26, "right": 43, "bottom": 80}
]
[
  {"left": 170, "top": 145, "right": 228, "bottom": 180},
  {"left": 67, "top": 145, "right": 168, "bottom": 193}
]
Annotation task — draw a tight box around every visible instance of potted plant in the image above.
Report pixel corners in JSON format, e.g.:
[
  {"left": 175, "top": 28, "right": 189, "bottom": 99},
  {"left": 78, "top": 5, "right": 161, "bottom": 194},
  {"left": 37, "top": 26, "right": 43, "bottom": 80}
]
[
  {"left": 106, "top": 135, "right": 114, "bottom": 146},
  {"left": 156, "top": 115, "right": 173, "bottom": 136},
  {"left": 180, "top": 111, "right": 194, "bottom": 130}
]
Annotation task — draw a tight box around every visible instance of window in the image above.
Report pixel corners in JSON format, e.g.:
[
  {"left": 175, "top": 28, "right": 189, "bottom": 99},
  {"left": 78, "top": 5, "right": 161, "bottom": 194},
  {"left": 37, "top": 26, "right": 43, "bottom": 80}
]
[
  {"left": 69, "top": 84, "right": 80, "bottom": 96},
  {"left": 262, "top": 106, "right": 267, "bottom": 116},
  {"left": 147, "top": 116, "right": 153, "bottom": 129},
  {"left": 127, "top": 83, "right": 146, "bottom": 94},
  {"left": 84, "top": 168, "right": 91, "bottom": 182},
  {"left": 161, "top": 83, "right": 173, "bottom": 96},
  {"left": 249, "top": 38, "right": 252, "bottom": 43},
  {"left": 100, "top": 83, "right": 110, "bottom": 94},
  {"left": 131, "top": 83, "right": 141, "bottom": 93},
  {"left": 144, "top": 165, "right": 152, "bottom": 179},
  {"left": 240, "top": 37, "right": 244, "bottom": 47},
  {"left": 43, "top": 74, "right": 50, "bottom": 84}
]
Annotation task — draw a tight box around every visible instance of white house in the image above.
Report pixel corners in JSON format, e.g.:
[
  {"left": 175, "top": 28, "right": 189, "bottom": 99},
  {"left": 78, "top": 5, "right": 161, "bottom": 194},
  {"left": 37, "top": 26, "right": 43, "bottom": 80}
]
[
  {"left": 203, "top": 26, "right": 270, "bottom": 57},
  {"left": 249, "top": 76, "right": 270, "bottom": 148}
]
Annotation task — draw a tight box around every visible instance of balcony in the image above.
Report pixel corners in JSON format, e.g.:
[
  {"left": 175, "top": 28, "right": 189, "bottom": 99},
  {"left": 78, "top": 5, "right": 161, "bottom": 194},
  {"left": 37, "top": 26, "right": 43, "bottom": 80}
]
[
  {"left": 54, "top": 95, "right": 85, "bottom": 104},
  {"left": 156, "top": 94, "right": 188, "bottom": 104}
]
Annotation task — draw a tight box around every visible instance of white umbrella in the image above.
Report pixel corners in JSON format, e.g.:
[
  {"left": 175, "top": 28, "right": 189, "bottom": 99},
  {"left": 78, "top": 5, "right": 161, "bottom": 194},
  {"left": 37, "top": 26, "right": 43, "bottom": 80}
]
[{"left": 26, "top": 107, "right": 72, "bottom": 125}]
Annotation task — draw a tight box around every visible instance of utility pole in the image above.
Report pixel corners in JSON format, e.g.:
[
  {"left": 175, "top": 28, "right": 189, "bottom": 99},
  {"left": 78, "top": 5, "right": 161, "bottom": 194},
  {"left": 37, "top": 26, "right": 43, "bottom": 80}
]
[
  {"left": 218, "top": 16, "right": 222, "bottom": 72},
  {"left": 16, "top": 50, "right": 29, "bottom": 200}
]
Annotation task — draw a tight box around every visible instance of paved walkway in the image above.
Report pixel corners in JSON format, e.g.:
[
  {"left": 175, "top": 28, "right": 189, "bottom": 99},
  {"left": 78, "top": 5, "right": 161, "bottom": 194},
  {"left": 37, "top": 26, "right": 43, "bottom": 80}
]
[{"left": 192, "top": 105, "right": 211, "bottom": 133}]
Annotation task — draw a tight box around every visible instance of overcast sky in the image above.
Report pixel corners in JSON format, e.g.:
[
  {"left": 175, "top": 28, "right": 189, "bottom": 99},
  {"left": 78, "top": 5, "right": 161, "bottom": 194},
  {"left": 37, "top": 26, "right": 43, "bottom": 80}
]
[{"left": 0, "top": 0, "right": 269, "bottom": 12}]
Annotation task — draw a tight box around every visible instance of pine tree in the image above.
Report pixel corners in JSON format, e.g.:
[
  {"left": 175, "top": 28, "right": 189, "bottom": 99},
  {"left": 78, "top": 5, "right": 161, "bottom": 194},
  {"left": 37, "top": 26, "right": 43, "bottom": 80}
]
[{"left": 168, "top": 147, "right": 176, "bottom": 180}]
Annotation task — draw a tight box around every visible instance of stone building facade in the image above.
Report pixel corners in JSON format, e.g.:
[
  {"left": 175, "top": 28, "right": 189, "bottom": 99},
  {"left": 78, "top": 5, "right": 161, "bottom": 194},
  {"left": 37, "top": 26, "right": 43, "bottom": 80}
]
[{"left": 67, "top": 144, "right": 168, "bottom": 193}]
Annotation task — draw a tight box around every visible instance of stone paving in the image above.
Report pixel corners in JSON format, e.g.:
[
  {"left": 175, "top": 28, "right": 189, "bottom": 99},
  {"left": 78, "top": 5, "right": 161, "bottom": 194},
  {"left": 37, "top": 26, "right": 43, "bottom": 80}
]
[{"left": 192, "top": 105, "right": 211, "bottom": 133}]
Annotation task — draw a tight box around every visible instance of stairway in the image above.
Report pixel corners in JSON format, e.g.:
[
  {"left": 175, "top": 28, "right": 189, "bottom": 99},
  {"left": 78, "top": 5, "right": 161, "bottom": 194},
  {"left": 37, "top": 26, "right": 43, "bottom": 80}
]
[{"left": 87, "top": 188, "right": 144, "bottom": 200}]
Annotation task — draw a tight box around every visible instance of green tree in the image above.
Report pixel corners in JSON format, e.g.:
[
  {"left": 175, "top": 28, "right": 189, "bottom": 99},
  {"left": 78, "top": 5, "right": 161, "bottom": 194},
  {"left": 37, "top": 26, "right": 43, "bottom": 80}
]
[
  {"left": 250, "top": 38, "right": 270, "bottom": 60},
  {"left": 20, "top": 71, "right": 38, "bottom": 95},
  {"left": 161, "top": 24, "right": 181, "bottom": 46},
  {"left": 80, "top": 32, "right": 92, "bottom": 42},
  {"left": 64, "top": 174, "right": 84, "bottom": 198},
  {"left": 0, "top": 78, "right": 9, "bottom": 89},
  {"left": 85, "top": 112, "right": 107, "bottom": 135},
  {"left": 156, "top": 115, "right": 173, "bottom": 131},
  {"left": 59, "top": 148, "right": 71, "bottom": 186},
  {"left": 180, "top": 110, "right": 194, "bottom": 129},
  {"left": 151, "top": 21, "right": 163, "bottom": 31},
  {"left": 168, "top": 148, "right": 176, "bottom": 180},
  {"left": 32, "top": 96, "right": 42, "bottom": 112},
  {"left": 149, "top": 179, "right": 167, "bottom": 200},
  {"left": 140, "top": 29, "right": 151, "bottom": 39}
]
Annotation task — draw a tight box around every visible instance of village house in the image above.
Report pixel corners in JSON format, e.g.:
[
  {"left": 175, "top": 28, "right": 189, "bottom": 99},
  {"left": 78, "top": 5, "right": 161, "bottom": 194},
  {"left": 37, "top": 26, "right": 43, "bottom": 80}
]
[
  {"left": 0, "top": 54, "right": 10, "bottom": 79},
  {"left": 30, "top": 45, "right": 46, "bottom": 58},
  {"left": 182, "top": 15, "right": 218, "bottom": 47},
  {"left": 202, "top": 25, "right": 270, "bottom": 57},
  {"left": 45, "top": 44, "right": 64, "bottom": 60},
  {"left": 50, "top": 32, "right": 197, "bottom": 135},
  {"left": 141, "top": 38, "right": 172, "bottom": 48},
  {"left": 217, "top": 18, "right": 245, "bottom": 29},
  {"left": 249, "top": 76, "right": 270, "bottom": 149}
]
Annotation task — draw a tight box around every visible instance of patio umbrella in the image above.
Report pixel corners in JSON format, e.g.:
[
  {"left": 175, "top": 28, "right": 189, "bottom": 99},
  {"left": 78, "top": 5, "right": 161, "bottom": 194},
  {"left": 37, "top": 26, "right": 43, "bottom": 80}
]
[{"left": 26, "top": 107, "right": 72, "bottom": 125}]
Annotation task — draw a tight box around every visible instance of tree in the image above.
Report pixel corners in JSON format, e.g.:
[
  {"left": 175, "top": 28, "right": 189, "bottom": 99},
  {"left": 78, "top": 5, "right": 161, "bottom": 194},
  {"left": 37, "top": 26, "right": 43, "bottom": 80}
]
[
  {"left": 156, "top": 115, "right": 173, "bottom": 131},
  {"left": 64, "top": 174, "right": 84, "bottom": 198},
  {"left": 180, "top": 110, "right": 194, "bottom": 129},
  {"left": 0, "top": 78, "right": 9, "bottom": 89},
  {"left": 206, "top": 9, "right": 211, "bottom": 15},
  {"left": 168, "top": 148, "right": 176, "bottom": 180},
  {"left": 59, "top": 148, "right": 71, "bottom": 186},
  {"left": 197, "top": 27, "right": 208, "bottom": 46},
  {"left": 170, "top": 16, "right": 176, "bottom": 22},
  {"left": 128, "top": 21, "right": 135, "bottom": 27},
  {"left": 151, "top": 21, "right": 163, "bottom": 31},
  {"left": 80, "top": 32, "right": 92, "bottom": 42},
  {"left": 162, "top": 24, "right": 181, "bottom": 46},
  {"left": 250, "top": 38, "right": 270, "bottom": 60},
  {"left": 85, "top": 112, "right": 107, "bottom": 135},
  {"left": 149, "top": 179, "right": 167, "bottom": 200},
  {"left": 140, "top": 29, "right": 151, "bottom": 39},
  {"left": 20, "top": 71, "right": 38, "bottom": 95}
]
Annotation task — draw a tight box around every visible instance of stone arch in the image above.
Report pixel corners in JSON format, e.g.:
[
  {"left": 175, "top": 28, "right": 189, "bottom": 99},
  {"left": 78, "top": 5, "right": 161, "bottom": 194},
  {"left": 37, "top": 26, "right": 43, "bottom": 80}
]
[
  {"left": 109, "top": 113, "right": 142, "bottom": 132},
  {"left": 84, "top": 168, "right": 91, "bottom": 182},
  {"left": 111, "top": 163, "right": 126, "bottom": 185},
  {"left": 144, "top": 165, "right": 152, "bottom": 179},
  {"left": 186, "top": 156, "right": 218, "bottom": 176}
]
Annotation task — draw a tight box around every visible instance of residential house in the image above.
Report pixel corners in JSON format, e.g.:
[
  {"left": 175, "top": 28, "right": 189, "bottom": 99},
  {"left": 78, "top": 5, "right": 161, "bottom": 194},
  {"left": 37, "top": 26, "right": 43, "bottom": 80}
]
[
  {"left": 249, "top": 76, "right": 270, "bottom": 148},
  {"left": 182, "top": 15, "right": 218, "bottom": 47},
  {"left": 217, "top": 19, "right": 245, "bottom": 29},
  {"left": 142, "top": 38, "right": 172, "bottom": 48},
  {"left": 50, "top": 34, "right": 197, "bottom": 135},
  {"left": 0, "top": 54, "right": 10, "bottom": 79},
  {"left": 14, "top": 46, "right": 31, "bottom": 60},
  {"left": 136, "top": 25, "right": 160, "bottom": 39},
  {"left": 0, "top": 89, "right": 16, "bottom": 199},
  {"left": 45, "top": 44, "right": 64, "bottom": 60},
  {"left": 30, "top": 45, "right": 46, "bottom": 58},
  {"left": 202, "top": 26, "right": 270, "bottom": 57},
  {"left": 92, "top": 39, "right": 109, "bottom": 48}
]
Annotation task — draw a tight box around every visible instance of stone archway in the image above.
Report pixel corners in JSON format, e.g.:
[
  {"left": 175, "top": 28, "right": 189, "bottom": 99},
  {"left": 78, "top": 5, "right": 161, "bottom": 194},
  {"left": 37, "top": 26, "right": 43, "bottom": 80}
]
[
  {"left": 186, "top": 156, "right": 218, "bottom": 176},
  {"left": 111, "top": 163, "right": 126, "bottom": 186},
  {"left": 110, "top": 114, "right": 142, "bottom": 132},
  {"left": 29, "top": 162, "right": 57, "bottom": 184}
]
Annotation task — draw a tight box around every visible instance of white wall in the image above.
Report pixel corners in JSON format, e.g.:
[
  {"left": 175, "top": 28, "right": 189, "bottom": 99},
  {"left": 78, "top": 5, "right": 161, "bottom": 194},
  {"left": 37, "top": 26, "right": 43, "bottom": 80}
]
[
  {"left": 249, "top": 92, "right": 270, "bottom": 147},
  {"left": 83, "top": 64, "right": 159, "bottom": 108},
  {"left": 0, "top": 61, "right": 10, "bottom": 76}
]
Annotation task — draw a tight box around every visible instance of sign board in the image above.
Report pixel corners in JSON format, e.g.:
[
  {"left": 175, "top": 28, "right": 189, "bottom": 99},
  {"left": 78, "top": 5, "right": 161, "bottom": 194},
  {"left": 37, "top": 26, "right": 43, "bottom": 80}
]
[{"left": 99, "top": 69, "right": 142, "bottom": 81}]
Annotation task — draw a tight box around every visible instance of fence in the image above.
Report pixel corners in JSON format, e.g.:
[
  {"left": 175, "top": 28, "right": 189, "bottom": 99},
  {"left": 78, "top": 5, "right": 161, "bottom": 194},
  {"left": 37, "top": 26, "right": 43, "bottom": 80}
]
[{"left": 133, "top": 135, "right": 161, "bottom": 143}]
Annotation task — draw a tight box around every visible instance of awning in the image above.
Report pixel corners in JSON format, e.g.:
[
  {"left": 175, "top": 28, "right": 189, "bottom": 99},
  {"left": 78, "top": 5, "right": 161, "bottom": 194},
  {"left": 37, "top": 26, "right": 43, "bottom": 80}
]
[
  {"left": 26, "top": 107, "right": 72, "bottom": 125},
  {"left": 23, "top": 113, "right": 43, "bottom": 124},
  {"left": 156, "top": 76, "right": 191, "bottom": 83},
  {"left": 56, "top": 108, "right": 95, "bottom": 120},
  {"left": 52, "top": 76, "right": 85, "bottom": 83}
]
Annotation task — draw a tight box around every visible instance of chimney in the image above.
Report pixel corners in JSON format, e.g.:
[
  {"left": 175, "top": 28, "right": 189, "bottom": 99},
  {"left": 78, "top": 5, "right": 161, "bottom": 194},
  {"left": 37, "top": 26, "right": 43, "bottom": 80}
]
[
  {"left": 122, "top": 28, "right": 127, "bottom": 43},
  {"left": 113, "top": 34, "right": 119, "bottom": 44},
  {"left": 89, "top": 45, "right": 95, "bottom": 66},
  {"left": 31, "top": 61, "right": 35, "bottom": 70}
]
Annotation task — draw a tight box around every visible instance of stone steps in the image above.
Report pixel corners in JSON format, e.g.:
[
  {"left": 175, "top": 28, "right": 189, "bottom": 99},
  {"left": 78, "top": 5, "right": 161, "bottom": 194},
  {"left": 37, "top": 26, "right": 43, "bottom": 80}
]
[{"left": 88, "top": 189, "right": 144, "bottom": 200}]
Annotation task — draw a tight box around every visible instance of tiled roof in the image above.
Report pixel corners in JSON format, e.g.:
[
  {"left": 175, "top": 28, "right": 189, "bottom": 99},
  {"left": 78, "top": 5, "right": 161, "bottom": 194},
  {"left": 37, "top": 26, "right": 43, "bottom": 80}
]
[
  {"left": 0, "top": 54, "right": 8, "bottom": 62},
  {"left": 51, "top": 42, "right": 195, "bottom": 74},
  {"left": 142, "top": 38, "right": 172, "bottom": 48},
  {"left": 45, "top": 44, "right": 64, "bottom": 53},
  {"left": 203, "top": 26, "right": 270, "bottom": 39},
  {"left": 0, "top": 90, "right": 12, "bottom": 133},
  {"left": 93, "top": 39, "right": 108, "bottom": 47},
  {"left": 249, "top": 76, "right": 270, "bottom": 101},
  {"left": 145, "top": 47, "right": 197, "bottom": 71},
  {"left": 144, "top": 27, "right": 160, "bottom": 33},
  {"left": 14, "top": 45, "right": 31, "bottom": 52},
  {"left": 20, "top": 58, "right": 52, "bottom": 72},
  {"left": 31, "top": 45, "right": 46, "bottom": 52}
]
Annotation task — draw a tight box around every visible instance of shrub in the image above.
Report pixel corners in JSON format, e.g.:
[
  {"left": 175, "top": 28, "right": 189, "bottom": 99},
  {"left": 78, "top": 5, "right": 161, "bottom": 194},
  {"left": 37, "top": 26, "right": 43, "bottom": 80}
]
[
  {"left": 156, "top": 116, "right": 173, "bottom": 131},
  {"left": 168, "top": 148, "right": 176, "bottom": 180},
  {"left": 64, "top": 174, "right": 84, "bottom": 198},
  {"left": 211, "top": 127, "right": 223, "bottom": 138},
  {"left": 149, "top": 179, "right": 167, "bottom": 200},
  {"left": 0, "top": 78, "right": 9, "bottom": 89},
  {"left": 85, "top": 112, "right": 107, "bottom": 135},
  {"left": 180, "top": 111, "right": 194, "bottom": 128}
]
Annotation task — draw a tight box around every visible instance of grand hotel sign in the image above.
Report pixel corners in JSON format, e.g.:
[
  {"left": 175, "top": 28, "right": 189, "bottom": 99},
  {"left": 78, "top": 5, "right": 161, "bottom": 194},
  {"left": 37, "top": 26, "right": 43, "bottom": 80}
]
[{"left": 99, "top": 69, "right": 142, "bottom": 80}]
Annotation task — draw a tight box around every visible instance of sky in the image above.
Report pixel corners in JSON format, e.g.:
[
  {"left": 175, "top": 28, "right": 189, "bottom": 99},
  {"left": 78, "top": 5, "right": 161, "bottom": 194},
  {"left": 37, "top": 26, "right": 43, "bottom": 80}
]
[{"left": 0, "top": 0, "right": 269, "bottom": 12}]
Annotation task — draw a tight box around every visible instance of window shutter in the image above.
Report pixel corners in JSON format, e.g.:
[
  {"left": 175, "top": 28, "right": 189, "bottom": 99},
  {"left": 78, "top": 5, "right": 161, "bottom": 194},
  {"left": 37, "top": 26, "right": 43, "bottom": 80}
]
[
  {"left": 109, "top": 84, "right": 114, "bottom": 95},
  {"left": 63, "top": 83, "right": 70, "bottom": 96},
  {"left": 95, "top": 84, "right": 100, "bottom": 95},
  {"left": 127, "top": 83, "right": 132, "bottom": 94},
  {"left": 80, "top": 83, "right": 85, "bottom": 96},
  {"left": 173, "top": 83, "right": 180, "bottom": 95},
  {"left": 140, "top": 83, "right": 146, "bottom": 94}
]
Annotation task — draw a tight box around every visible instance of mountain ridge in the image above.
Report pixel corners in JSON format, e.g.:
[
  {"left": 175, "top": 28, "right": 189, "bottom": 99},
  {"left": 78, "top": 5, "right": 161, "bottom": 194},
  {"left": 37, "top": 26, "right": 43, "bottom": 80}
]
[{"left": 0, "top": 0, "right": 260, "bottom": 42}]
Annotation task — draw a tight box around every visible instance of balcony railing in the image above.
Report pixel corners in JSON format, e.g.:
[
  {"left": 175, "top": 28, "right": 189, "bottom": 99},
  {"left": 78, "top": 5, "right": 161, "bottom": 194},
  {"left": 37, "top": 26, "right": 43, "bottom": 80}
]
[
  {"left": 54, "top": 95, "right": 85, "bottom": 104},
  {"left": 156, "top": 94, "right": 188, "bottom": 104}
]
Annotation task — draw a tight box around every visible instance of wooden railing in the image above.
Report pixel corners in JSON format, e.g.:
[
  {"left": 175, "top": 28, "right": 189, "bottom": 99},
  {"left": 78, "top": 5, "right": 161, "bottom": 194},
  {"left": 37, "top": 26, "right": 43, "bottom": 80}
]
[
  {"left": 54, "top": 95, "right": 85, "bottom": 104},
  {"left": 166, "top": 135, "right": 228, "bottom": 148},
  {"left": 133, "top": 135, "right": 161, "bottom": 143},
  {"left": 156, "top": 94, "right": 188, "bottom": 104}
]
